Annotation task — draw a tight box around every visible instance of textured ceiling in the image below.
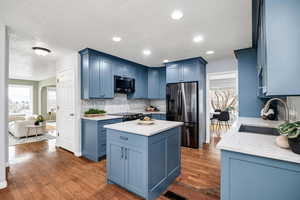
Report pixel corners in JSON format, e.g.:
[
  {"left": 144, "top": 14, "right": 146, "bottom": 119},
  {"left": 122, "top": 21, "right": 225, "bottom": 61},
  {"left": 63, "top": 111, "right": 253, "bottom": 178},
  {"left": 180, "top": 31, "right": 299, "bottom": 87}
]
[{"left": 0, "top": 0, "right": 252, "bottom": 78}]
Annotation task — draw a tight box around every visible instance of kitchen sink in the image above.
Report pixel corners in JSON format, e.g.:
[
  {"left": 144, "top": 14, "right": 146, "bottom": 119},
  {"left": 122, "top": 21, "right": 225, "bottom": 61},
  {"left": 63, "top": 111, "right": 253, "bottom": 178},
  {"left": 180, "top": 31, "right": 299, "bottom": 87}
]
[{"left": 238, "top": 125, "right": 280, "bottom": 136}]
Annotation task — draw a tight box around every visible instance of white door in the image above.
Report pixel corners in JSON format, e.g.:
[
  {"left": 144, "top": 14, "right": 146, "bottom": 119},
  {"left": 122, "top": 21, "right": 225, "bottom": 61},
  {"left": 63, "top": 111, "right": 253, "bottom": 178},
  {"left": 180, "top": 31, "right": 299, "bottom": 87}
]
[{"left": 56, "top": 69, "right": 76, "bottom": 152}]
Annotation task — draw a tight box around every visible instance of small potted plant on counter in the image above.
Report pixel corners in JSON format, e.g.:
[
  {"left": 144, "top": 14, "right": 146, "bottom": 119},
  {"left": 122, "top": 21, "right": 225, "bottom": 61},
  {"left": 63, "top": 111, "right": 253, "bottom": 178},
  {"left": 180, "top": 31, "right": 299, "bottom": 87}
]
[
  {"left": 84, "top": 108, "right": 106, "bottom": 117},
  {"left": 278, "top": 121, "right": 300, "bottom": 154}
]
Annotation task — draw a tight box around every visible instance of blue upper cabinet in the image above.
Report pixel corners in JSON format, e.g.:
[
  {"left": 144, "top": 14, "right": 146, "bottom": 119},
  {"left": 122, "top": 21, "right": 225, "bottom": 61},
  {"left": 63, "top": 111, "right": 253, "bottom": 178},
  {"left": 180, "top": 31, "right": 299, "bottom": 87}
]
[
  {"left": 80, "top": 49, "right": 114, "bottom": 99},
  {"left": 257, "top": 0, "right": 300, "bottom": 96},
  {"left": 148, "top": 67, "right": 166, "bottom": 99},
  {"left": 166, "top": 58, "right": 207, "bottom": 84},
  {"left": 166, "top": 63, "right": 182, "bottom": 83},
  {"left": 128, "top": 65, "right": 148, "bottom": 99}
]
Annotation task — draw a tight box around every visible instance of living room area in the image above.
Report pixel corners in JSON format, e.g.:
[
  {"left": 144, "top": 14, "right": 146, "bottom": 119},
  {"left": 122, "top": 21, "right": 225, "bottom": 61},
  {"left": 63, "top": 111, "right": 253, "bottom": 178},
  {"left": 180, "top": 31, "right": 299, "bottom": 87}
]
[{"left": 8, "top": 33, "right": 57, "bottom": 146}]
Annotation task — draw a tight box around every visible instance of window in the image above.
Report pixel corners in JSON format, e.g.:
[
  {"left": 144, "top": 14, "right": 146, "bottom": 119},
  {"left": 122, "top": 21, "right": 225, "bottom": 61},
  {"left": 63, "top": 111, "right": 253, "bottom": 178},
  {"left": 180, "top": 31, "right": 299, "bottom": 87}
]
[
  {"left": 47, "top": 87, "right": 56, "bottom": 112},
  {"left": 9, "top": 85, "right": 33, "bottom": 115}
]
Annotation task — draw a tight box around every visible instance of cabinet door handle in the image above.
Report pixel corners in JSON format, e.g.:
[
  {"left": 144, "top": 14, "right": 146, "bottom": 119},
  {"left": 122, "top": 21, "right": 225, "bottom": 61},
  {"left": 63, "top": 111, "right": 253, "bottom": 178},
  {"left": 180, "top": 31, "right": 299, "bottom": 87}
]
[
  {"left": 121, "top": 147, "right": 124, "bottom": 159},
  {"left": 120, "top": 136, "right": 128, "bottom": 141},
  {"left": 125, "top": 148, "right": 128, "bottom": 160}
]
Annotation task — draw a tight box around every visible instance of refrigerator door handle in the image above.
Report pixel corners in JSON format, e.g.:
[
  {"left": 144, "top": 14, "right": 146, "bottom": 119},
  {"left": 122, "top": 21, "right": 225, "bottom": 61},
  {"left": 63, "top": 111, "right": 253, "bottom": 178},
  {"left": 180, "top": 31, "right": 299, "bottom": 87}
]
[{"left": 178, "top": 89, "right": 182, "bottom": 116}]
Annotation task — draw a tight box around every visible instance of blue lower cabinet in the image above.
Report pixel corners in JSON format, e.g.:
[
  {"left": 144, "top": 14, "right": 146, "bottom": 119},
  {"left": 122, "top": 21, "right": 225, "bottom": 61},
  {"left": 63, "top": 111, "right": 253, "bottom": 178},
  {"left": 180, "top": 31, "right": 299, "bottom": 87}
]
[
  {"left": 151, "top": 114, "right": 166, "bottom": 120},
  {"left": 107, "top": 127, "right": 181, "bottom": 200},
  {"left": 221, "top": 150, "right": 300, "bottom": 200},
  {"left": 81, "top": 118, "right": 122, "bottom": 162}
]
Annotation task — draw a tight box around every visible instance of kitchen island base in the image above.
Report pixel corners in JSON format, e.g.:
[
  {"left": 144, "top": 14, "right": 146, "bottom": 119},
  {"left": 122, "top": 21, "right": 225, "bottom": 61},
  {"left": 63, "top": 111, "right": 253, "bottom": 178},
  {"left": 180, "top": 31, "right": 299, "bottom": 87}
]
[{"left": 106, "top": 126, "right": 181, "bottom": 200}]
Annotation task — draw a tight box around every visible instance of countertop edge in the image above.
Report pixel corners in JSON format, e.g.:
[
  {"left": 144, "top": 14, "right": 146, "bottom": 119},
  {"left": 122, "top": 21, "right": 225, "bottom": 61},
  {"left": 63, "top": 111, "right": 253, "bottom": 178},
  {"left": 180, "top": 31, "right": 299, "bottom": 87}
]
[
  {"left": 81, "top": 115, "right": 123, "bottom": 121},
  {"left": 217, "top": 117, "right": 300, "bottom": 164},
  {"left": 104, "top": 121, "right": 183, "bottom": 137}
]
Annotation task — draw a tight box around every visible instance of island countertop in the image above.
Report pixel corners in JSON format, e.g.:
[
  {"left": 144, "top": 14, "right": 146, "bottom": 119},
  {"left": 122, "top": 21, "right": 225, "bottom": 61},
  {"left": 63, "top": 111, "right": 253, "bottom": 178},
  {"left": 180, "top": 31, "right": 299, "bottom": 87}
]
[
  {"left": 217, "top": 117, "right": 300, "bottom": 164},
  {"left": 104, "top": 119, "right": 183, "bottom": 136}
]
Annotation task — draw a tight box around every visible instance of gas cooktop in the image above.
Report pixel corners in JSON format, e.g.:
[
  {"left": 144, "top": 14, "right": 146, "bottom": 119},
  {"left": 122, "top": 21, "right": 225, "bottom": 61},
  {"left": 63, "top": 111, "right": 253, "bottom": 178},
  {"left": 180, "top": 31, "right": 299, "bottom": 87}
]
[{"left": 110, "top": 112, "right": 143, "bottom": 121}]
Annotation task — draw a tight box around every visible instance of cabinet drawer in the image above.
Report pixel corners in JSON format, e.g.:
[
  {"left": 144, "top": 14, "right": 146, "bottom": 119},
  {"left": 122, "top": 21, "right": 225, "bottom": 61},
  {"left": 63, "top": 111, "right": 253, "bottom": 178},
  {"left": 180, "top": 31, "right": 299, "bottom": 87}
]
[{"left": 107, "top": 130, "right": 147, "bottom": 148}]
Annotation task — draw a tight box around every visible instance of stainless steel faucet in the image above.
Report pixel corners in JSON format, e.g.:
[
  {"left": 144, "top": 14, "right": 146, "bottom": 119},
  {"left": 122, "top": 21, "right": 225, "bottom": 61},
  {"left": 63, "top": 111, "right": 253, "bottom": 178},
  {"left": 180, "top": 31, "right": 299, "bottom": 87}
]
[{"left": 263, "top": 98, "right": 290, "bottom": 122}]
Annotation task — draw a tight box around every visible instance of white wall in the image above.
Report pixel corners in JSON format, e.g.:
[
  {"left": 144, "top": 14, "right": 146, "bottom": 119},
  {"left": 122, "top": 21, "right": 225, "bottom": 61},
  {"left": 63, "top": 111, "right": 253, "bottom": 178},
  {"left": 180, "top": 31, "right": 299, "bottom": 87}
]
[
  {"left": 0, "top": 24, "right": 9, "bottom": 189},
  {"left": 206, "top": 57, "right": 237, "bottom": 74}
]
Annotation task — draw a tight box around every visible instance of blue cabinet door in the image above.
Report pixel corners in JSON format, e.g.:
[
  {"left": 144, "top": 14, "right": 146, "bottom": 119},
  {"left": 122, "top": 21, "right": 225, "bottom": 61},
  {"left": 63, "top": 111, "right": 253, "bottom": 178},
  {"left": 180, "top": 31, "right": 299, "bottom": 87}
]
[
  {"left": 128, "top": 65, "right": 148, "bottom": 99},
  {"left": 221, "top": 150, "right": 300, "bottom": 200},
  {"left": 101, "top": 56, "right": 114, "bottom": 98},
  {"left": 148, "top": 68, "right": 165, "bottom": 99},
  {"left": 160, "top": 68, "right": 166, "bottom": 98},
  {"left": 89, "top": 53, "right": 101, "bottom": 98},
  {"left": 166, "top": 63, "right": 181, "bottom": 83},
  {"left": 148, "top": 69, "right": 160, "bottom": 99},
  {"left": 182, "top": 60, "right": 200, "bottom": 81},
  {"left": 167, "top": 131, "right": 180, "bottom": 175},
  {"left": 81, "top": 53, "right": 90, "bottom": 99},
  {"left": 124, "top": 147, "right": 146, "bottom": 197},
  {"left": 108, "top": 142, "right": 125, "bottom": 185},
  {"left": 260, "top": 0, "right": 300, "bottom": 95}
]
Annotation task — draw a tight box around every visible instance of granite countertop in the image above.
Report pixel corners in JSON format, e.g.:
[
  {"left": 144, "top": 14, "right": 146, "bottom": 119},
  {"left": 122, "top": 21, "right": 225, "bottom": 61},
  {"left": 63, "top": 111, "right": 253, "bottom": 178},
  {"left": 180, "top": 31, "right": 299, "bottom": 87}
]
[
  {"left": 217, "top": 117, "right": 300, "bottom": 164},
  {"left": 81, "top": 115, "right": 123, "bottom": 121},
  {"left": 104, "top": 120, "right": 183, "bottom": 136}
]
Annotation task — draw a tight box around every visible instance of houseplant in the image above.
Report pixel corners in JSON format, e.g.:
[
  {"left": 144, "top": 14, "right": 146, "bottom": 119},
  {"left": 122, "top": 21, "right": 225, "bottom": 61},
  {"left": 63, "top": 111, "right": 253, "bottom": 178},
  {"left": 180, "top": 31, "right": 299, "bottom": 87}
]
[
  {"left": 84, "top": 108, "right": 106, "bottom": 117},
  {"left": 278, "top": 121, "right": 300, "bottom": 154},
  {"left": 35, "top": 115, "right": 45, "bottom": 126}
]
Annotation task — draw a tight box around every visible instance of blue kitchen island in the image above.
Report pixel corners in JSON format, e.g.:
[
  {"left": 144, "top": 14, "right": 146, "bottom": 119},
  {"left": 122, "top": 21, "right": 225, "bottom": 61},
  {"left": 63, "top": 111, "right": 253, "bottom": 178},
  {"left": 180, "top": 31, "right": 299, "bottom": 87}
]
[{"left": 104, "top": 120, "right": 183, "bottom": 200}]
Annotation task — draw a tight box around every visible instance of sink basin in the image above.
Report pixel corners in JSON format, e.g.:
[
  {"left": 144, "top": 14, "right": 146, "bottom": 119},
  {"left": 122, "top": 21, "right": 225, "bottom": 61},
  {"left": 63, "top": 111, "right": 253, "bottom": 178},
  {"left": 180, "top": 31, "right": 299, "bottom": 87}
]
[{"left": 238, "top": 125, "right": 280, "bottom": 136}]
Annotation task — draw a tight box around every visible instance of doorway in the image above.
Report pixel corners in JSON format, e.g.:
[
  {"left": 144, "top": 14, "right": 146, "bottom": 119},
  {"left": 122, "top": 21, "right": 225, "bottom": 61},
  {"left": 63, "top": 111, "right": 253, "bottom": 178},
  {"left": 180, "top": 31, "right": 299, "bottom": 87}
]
[{"left": 206, "top": 71, "right": 238, "bottom": 143}]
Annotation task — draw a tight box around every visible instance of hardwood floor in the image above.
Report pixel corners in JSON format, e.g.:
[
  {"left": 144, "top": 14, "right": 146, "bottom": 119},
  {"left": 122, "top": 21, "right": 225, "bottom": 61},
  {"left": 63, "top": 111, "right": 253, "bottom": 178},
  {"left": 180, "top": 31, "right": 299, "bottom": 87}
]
[{"left": 0, "top": 138, "right": 220, "bottom": 200}]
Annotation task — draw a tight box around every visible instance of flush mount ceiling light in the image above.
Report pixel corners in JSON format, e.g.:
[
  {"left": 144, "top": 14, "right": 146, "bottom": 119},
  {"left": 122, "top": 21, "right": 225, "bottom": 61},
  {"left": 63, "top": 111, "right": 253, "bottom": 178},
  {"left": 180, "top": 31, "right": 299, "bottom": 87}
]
[
  {"left": 206, "top": 50, "right": 215, "bottom": 55},
  {"left": 32, "top": 47, "right": 51, "bottom": 56},
  {"left": 171, "top": 10, "right": 183, "bottom": 20},
  {"left": 163, "top": 59, "right": 169, "bottom": 63},
  {"left": 193, "top": 35, "right": 204, "bottom": 43},
  {"left": 143, "top": 49, "right": 151, "bottom": 56},
  {"left": 112, "top": 36, "right": 122, "bottom": 42}
]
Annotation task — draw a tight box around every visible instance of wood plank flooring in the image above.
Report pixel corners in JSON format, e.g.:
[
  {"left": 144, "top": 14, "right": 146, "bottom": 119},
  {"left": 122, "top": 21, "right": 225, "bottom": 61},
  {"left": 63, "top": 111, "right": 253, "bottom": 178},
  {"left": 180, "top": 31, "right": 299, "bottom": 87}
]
[{"left": 0, "top": 138, "right": 220, "bottom": 200}]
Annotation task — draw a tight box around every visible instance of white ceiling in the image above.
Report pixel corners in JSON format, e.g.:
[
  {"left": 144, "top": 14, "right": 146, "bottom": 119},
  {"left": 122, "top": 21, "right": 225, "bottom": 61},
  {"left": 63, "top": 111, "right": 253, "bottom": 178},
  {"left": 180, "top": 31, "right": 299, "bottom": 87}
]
[
  {"left": 0, "top": 0, "right": 252, "bottom": 73},
  {"left": 8, "top": 33, "right": 59, "bottom": 81}
]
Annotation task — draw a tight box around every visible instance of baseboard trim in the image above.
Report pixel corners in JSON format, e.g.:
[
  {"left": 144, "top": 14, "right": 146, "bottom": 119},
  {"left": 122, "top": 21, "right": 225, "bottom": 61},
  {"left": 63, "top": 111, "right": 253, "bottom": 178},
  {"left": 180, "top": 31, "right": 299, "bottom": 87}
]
[
  {"left": 74, "top": 152, "right": 82, "bottom": 157},
  {"left": 0, "top": 180, "right": 7, "bottom": 189}
]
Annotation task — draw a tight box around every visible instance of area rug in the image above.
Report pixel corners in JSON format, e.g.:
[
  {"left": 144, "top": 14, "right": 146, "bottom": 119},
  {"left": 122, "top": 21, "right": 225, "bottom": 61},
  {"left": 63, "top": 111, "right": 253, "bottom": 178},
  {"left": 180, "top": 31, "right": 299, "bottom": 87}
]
[{"left": 9, "top": 133, "right": 56, "bottom": 146}]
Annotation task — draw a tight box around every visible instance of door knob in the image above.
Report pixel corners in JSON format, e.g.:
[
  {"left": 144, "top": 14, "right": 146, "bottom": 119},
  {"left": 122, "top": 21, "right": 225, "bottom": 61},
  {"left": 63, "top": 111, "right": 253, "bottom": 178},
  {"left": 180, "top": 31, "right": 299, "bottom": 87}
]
[{"left": 70, "top": 113, "right": 75, "bottom": 116}]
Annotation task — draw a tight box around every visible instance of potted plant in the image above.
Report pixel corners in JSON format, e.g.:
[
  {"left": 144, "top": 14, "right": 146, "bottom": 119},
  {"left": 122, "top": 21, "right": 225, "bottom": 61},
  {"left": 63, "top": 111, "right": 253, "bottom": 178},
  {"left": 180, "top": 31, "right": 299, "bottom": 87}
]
[
  {"left": 278, "top": 121, "right": 300, "bottom": 154},
  {"left": 84, "top": 108, "right": 106, "bottom": 117},
  {"left": 35, "top": 115, "right": 45, "bottom": 126}
]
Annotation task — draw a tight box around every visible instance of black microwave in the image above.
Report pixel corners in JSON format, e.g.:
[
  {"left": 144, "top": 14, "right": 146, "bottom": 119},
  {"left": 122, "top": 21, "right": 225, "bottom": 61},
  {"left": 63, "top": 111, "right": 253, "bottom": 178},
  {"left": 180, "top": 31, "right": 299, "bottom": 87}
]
[{"left": 114, "top": 76, "right": 135, "bottom": 94}]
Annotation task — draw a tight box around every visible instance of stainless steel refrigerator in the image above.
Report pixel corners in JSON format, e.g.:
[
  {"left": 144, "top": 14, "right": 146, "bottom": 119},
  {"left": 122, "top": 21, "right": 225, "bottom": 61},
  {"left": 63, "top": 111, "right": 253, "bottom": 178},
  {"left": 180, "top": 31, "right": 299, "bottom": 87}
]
[{"left": 166, "top": 82, "right": 199, "bottom": 148}]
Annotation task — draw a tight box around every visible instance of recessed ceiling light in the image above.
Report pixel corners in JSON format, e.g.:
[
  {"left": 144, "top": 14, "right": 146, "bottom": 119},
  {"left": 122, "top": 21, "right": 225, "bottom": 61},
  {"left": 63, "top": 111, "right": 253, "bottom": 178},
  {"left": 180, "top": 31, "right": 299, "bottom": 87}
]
[
  {"left": 143, "top": 49, "right": 151, "bottom": 56},
  {"left": 193, "top": 35, "right": 204, "bottom": 43},
  {"left": 112, "top": 36, "right": 122, "bottom": 42},
  {"left": 206, "top": 50, "right": 215, "bottom": 55},
  {"left": 163, "top": 59, "right": 169, "bottom": 63},
  {"left": 171, "top": 10, "right": 183, "bottom": 20},
  {"left": 32, "top": 47, "right": 51, "bottom": 56}
]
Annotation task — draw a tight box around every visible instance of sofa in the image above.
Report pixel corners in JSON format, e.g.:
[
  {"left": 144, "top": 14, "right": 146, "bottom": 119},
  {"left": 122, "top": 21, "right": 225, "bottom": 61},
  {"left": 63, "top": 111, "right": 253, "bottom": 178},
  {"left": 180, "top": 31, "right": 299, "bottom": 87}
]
[{"left": 9, "top": 115, "right": 46, "bottom": 138}]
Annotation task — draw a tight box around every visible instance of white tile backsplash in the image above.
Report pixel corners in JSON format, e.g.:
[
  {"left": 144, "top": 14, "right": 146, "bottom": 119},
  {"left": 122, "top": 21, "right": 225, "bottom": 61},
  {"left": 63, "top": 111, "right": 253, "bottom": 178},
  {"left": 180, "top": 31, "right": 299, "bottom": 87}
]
[
  {"left": 287, "top": 96, "right": 300, "bottom": 121},
  {"left": 150, "top": 100, "right": 166, "bottom": 112},
  {"left": 81, "top": 93, "right": 150, "bottom": 114}
]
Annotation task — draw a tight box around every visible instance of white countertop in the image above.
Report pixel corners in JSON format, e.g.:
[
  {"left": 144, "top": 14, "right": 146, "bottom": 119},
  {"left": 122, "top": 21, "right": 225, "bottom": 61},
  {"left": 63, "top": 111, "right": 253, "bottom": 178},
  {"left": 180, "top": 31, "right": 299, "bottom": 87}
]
[
  {"left": 81, "top": 115, "right": 123, "bottom": 121},
  {"left": 104, "top": 120, "right": 183, "bottom": 136},
  {"left": 217, "top": 117, "right": 300, "bottom": 164}
]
